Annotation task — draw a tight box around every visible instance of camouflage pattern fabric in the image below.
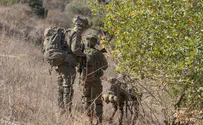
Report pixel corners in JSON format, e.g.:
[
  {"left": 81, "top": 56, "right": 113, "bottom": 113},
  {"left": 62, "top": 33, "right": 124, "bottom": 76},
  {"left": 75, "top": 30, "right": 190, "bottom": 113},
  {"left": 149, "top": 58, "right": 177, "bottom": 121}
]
[
  {"left": 68, "top": 28, "right": 86, "bottom": 57},
  {"left": 43, "top": 27, "right": 67, "bottom": 66},
  {"left": 55, "top": 63, "right": 76, "bottom": 114},
  {"left": 67, "top": 16, "right": 90, "bottom": 58},
  {"left": 82, "top": 80, "right": 103, "bottom": 124},
  {"left": 81, "top": 31, "right": 108, "bottom": 124},
  {"left": 55, "top": 15, "right": 90, "bottom": 115}
]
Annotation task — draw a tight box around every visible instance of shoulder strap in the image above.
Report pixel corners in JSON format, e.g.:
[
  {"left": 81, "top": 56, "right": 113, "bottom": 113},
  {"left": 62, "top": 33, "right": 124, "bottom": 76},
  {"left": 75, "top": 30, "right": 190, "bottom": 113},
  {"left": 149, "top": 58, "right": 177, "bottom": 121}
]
[{"left": 65, "top": 29, "right": 77, "bottom": 51}]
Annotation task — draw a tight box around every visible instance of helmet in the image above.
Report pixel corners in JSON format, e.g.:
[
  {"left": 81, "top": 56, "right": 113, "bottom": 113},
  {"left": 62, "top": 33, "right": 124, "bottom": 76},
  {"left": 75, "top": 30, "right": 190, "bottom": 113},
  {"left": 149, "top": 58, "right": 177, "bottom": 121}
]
[
  {"left": 73, "top": 15, "right": 90, "bottom": 28},
  {"left": 84, "top": 29, "right": 99, "bottom": 47},
  {"left": 84, "top": 28, "right": 99, "bottom": 39}
]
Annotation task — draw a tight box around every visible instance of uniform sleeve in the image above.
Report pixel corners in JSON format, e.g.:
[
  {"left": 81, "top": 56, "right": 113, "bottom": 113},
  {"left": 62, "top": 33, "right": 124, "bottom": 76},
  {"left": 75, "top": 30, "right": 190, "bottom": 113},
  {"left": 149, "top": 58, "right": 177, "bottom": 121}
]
[
  {"left": 100, "top": 52, "right": 108, "bottom": 70},
  {"left": 71, "top": 32, "right": 86, "bottom": 57}
]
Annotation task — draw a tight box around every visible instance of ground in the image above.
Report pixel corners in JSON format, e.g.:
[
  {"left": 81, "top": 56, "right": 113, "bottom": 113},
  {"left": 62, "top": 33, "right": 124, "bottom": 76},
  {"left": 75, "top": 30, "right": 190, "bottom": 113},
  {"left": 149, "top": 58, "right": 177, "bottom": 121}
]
[{"left": 0, "top": 3, "right": 194, "bottom": 125}]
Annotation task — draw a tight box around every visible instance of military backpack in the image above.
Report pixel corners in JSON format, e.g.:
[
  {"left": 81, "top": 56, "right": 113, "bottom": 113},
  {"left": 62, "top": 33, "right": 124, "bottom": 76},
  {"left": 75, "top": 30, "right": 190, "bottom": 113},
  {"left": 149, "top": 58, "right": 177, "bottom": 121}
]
[{"left": 43, "top": 27, "right": 74, "bottom": 66}]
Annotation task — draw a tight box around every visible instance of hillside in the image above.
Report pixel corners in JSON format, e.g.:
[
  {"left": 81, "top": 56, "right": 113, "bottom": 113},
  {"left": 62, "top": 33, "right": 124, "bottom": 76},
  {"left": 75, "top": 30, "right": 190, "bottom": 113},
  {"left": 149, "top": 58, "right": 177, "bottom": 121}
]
[
  {"left": 1, "top": 1, "right": 203, "bottom": 125},
  {"left": 0, "top": 3, "right": 129, "bottom": 125}
]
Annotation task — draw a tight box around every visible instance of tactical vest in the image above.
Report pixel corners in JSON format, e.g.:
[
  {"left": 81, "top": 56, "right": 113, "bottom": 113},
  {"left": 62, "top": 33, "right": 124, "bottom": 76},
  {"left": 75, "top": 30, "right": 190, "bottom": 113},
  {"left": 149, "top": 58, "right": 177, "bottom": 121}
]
[{"left": 82, "top": 48, "right": 104, "bottom": 82}]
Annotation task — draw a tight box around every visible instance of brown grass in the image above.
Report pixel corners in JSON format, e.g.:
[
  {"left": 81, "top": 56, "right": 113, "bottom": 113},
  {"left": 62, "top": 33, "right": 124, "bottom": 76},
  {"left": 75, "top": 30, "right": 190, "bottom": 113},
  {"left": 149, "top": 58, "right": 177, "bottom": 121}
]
[
  {"left": 0, "top": 4, "right": 115, "bottom": 125},
  {"left": 0, "top": 3, "right": 182, "bottom": 125},
  {"left": 0, "top": 36, "right": 117, "bottom": 125}
]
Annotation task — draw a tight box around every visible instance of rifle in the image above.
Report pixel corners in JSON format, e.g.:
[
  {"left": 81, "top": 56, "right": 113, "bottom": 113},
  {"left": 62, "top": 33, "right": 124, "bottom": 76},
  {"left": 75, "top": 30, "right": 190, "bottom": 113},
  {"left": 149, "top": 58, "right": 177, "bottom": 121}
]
[{"left": 78, "top": 43, "right": 86, "bottom": 85}]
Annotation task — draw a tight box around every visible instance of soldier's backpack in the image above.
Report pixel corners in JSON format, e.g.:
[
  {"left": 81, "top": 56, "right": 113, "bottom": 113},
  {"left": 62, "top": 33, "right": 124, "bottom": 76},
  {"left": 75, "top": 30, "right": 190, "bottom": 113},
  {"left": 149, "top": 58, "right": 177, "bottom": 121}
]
[{"left": 43, "top": 27, "right": 68, "bottom": 66}]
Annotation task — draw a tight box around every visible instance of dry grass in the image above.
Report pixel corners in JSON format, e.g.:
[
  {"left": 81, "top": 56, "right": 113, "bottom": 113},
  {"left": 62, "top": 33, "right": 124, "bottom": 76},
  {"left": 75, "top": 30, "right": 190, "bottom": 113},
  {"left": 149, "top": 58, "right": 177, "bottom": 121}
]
[
  {"left": 0, "top": 36, "right": 116, "bottom": 125},
  {"left": 0, "top": 5, "right": 115, "bottom": 125},
  {"left": 46, "top": 9, "right": 74, "bottom": 28},
  {"left": 0, "top": 3, "right": 177, "bottom": 125}
]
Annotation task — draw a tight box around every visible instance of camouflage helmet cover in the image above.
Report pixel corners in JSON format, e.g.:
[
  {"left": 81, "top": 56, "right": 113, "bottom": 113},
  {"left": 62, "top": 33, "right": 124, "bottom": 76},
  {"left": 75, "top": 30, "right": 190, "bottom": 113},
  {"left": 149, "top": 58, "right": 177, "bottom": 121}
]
[
  {"left": 73, "top": 15, "right": 90, "bottom": 28},
  {"left": 84, "top": 28, "right": 99, "bottom": 45}
]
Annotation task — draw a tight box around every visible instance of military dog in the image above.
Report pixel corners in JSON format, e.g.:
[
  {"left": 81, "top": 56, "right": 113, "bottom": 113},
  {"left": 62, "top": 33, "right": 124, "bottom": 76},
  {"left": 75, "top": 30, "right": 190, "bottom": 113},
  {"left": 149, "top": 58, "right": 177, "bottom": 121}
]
[{"left": 102, "top": 77, "right": 141, "bottom": 125}]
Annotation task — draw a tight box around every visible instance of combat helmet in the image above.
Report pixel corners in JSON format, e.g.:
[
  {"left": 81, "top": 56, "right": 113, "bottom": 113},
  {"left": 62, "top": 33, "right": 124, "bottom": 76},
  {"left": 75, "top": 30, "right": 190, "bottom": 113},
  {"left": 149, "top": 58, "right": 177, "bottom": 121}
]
[{"left": 84, "top": 28, "right": 99, "bottom": 48}]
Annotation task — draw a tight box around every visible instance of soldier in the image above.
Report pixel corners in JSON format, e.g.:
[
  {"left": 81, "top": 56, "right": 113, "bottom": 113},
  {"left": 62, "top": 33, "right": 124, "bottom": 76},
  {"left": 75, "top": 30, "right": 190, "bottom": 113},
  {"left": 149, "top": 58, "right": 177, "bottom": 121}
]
[
  {"left": 56, "top": 15, "right": 90, "bottom": 115},
  {"left": 81, "top": 29, "right": 108, "bottom": 124}
]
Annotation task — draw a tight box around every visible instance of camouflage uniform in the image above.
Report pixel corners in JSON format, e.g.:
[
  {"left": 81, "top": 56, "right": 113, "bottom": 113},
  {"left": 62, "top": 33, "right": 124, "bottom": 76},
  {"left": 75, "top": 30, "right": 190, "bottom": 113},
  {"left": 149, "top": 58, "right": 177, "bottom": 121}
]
[
  {"left": 81, "top": 29, "right": 108, "bottom": 124},
  {"left": 56, "top": 15, "right": 89, "bottom": 115}
]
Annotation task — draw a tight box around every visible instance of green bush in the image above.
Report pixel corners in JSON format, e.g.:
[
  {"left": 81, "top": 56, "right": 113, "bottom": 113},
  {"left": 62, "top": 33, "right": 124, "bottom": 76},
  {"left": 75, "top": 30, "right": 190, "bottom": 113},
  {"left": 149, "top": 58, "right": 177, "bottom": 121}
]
[
  {"left": 89, "top": 16, "right": 104, "bottom": 27},
  {"left": 93, "top": 0, "right": 203, "bottom": 109},
  {"left": 65, "top": 2, "right": 92, "bottom": 16},
  {"left": 28, "top": 0, "right": 45, "bottom": 17}
]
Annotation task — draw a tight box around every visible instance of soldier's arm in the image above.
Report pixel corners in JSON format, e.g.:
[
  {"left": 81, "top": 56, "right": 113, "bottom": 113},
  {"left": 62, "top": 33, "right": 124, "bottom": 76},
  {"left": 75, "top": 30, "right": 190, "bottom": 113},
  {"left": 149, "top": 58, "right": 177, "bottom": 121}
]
[
  {"left": 100, "top": 53, "right": 108, "bottom": 70},
  {"left": 71, "top": 32, "right": 86, "bottom": 57}
]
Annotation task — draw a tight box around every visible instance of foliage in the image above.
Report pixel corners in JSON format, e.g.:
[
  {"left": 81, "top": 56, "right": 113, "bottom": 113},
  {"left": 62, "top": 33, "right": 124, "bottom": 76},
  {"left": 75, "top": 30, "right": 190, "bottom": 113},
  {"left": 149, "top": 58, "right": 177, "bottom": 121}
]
[
  {"left": 89, "top": 16, "right": 104, "bottom": 27},
  {"left": 65, "top": 2, "right": 92, "bottom": 16},
  {"left": 28, "top": 0, "right": 45, "bottom": 17},
  {"left": 66, "top": 1, "right": 105, "bottom": 28},
  {"left": 92, "top": 0, "right": 203, "bottom": 109}
]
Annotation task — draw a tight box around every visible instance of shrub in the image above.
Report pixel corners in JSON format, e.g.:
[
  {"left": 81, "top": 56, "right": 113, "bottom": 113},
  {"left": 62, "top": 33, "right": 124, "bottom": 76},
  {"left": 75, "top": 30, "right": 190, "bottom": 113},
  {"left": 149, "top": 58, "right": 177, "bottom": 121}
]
[
  {"left": 28, "top": 0, "right": 45, "bottom": 17},
  {"left": 93, "top": 0, "right": 203, "bottom": 110},
  {"left": 65, "top": 2, "right": 92, "bottom": 17},
  {"left": 46, "top": 9, "right": 74, "bottom": 28},
  {"left": 89, "top": 16, "right": 104, "bottom": 27}
]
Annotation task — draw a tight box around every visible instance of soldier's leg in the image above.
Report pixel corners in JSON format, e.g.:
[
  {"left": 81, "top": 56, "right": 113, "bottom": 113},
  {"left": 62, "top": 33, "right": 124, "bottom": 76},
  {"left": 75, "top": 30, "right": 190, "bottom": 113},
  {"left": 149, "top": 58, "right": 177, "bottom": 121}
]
[
  {"left": 62, "top": 64, "right": 76, "bottom": 114},
  {"left": 118, "top": 102, "right": 125, "bottom": 125},
  {"left": 82, "top": 85, "right": 93, "bottom": 124},
  {"left": 95, "top": 100, "right": 103, "bottom": 124},
  {"left": 55, "top": 68, "right": 65, "bottom": 113},
  {"left": 63, "top": 85, "right": 74, "bottom": 113},
  {"left": 93, "top": 81, "right": 103, "bottom": 124}
]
